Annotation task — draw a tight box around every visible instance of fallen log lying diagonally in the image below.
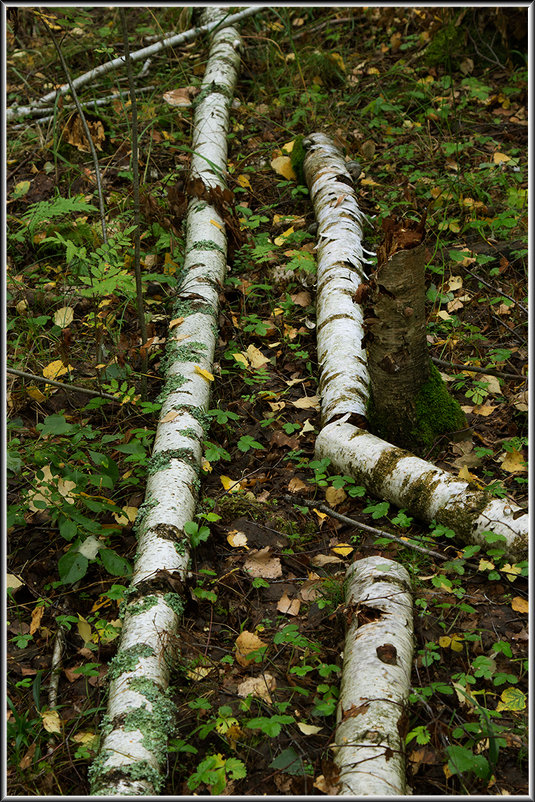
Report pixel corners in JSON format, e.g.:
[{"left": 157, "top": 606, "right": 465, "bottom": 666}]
[
  {"left": 88, "top": 9, "right": 243, "bottom": 795},
  {"left": 303, "top": 132, "right": 527, "bottom": 795},
  {"left": 303, "top": 133, "right": 528, "bottom": 564}
]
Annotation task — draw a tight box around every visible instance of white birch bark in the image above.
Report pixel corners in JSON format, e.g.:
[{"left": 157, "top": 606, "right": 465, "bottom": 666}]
[
  {"left": 89, "top": 10, "right": 242, "bottom": 795},
  {"left": 306, "top": 133, "right": 527, "bottom": 561},
  {"left": 303, "top": 132, "right": 372, "bottom": 425},
  {"left": 316, "top": 420, "right": 528, "bottom": 561},
  {"left": 6, "top": 6, "right": 259, "bottom": 122},
  {"left": 334, "top": 557, "right": 413, "bottom": 796}
]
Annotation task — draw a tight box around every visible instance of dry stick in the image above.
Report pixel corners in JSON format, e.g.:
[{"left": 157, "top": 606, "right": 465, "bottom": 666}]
[
  {"left": 430, "top": 356, "right": 525, "bottom": 381},
  {"left": 10, "top": 86, "right": 156, "bottom": 128},
  {"left": 283, "top": 494, "right": 447, "bottom": 561},
  {"left": 120, "top": 9, "right": 148, "bottom": 400},
  {"left": 6, "top": 6, "right": 262, "bottom": 122},
  {"left": 462, "top": 264, "right": 528, "bottom": 315},
  {"left": 6, "top": 367, "right": 120, "bottom": 402},
  {"left": 44, "top": 22, "right": 108, "bottom": 245}
]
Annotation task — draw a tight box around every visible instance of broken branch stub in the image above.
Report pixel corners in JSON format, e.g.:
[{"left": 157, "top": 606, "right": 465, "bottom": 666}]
[
  {"left": 334, "top": 556, "right": 413, "bottom": 796},
  {"left": 316, "top": 420, "right": 527, "bottom": 561},
  {"left": 89, "top": 9, "right": 243, "bottom": 796},
  {"left": 303, "top": 132, "right": 372, "bottom": 426}
]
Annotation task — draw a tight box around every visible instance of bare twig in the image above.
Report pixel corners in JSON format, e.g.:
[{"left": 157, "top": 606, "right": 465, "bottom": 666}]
[
  {"left": 462, "top": 264, "right": 528, "bottom": 315},
  {"left": 44, "top": 21, "right": 108, "bottom": 244},
  {"left": 283, "top": 494, "right": 447, "bottom": 561},
  {"left": 431, "top": 357, "right": 525, "bottom": 381},
  {"left": 7, "top": 367, "right": 120, "bottom": 402},
  {"left": 120, "top": 9, "right": 148, "bottom": 399}
]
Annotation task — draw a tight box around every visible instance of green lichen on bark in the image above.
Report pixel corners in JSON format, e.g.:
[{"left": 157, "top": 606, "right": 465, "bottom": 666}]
[
  {"left": 368, "top": 362, "right": 466, "bottom": 450},
  {"left": 107, "top": 644, "right": 155, "bottom": 682}
]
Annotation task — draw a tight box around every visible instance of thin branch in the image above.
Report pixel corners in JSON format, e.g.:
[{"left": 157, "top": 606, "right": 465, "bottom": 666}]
[
  {"left": 10, "top": 86, "right": 155, "bottom": 129},
  {"left": 7, "top": 367, "right": 120, "bottom": 402},
  {"left": 431, "top": 356, "right": 526, "bottom": 381},
  {"left": 120, "top": 9, "right": 148, "bottom": 400},
  {"left": 283, "top": 494, "right": 447, "bottom": 561},
  {"left": 462, "top": 264, "right": 528, "bottom": 315},
  {"left": 6, "top": 7, "right": 263, "bottom": 122},
  {"left": 44, "top": 22, "right": 108, "bottom": 244}
]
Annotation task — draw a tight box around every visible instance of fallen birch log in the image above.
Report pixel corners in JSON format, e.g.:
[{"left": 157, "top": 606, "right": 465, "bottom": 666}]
[
  {"left": 303, "top": 133, "right": 528, "bottom": 561},
  {"left": 303, "top": 132, "right": 372, "bottom": 426},
  {"left": 89, "top": 9, "right": 242, "bottom": 795},
  {"left": 6, "top": 6, "right": 260, "bottom": 122},
  {"left": 316, "top": 421, "right": 527, "bottom": 561},
  {"left": 334, "top": 557, "right": 413, "bottom": 795}
]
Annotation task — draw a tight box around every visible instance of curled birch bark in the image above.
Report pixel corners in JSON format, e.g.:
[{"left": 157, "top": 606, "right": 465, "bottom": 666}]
[
  {"left": 316, "top": 420, "right": 528, "bottom": 561},
  {"left": 334, "top": 556, "right": 413, "bottom": 796},
  {"left": 89, "top": 10, "right": 242, "bottom": 795},
  {"left": 6, "top": 6, "right": 259, "bottom": 122},
  {"left": 306, "top": 133, "right": 528, "bottom": 561},
  {"left": 303, "top": 132, "right": 372, "bottom": 425}
]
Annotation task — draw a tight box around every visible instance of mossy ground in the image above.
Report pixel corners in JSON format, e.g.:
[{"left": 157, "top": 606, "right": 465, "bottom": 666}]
[{"left": 368, "top": 362, "right": 467, "bottom": 451}]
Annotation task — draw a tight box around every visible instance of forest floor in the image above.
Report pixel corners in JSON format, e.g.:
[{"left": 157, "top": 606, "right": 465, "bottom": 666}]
[{"left": 6, "top": 7, "right": 528, "bottom": 796}]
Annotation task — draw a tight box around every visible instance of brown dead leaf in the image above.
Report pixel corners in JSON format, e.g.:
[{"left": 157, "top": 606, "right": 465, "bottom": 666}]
[
  {"left": 310, "top": 553, "right": 343, "bottom": 567},
  {"left": 235, "top": 630, "right": 268, "bottom": 667},
  {"left": 29, "top": 605, "right": 44, "bottom": 636},
  {"left": 291, "top": 395, "right": 320, "bottom": 410},
  {"left": 277, "top": 592, "right": 301, "bottom": 616},
  {"left": 246, "top": 344, "right": 270, "bottom": 368},
  {"left": 244, "top": 547, "right": 282, "bottom": 579},
  {"left": 299, "top": 579, "right": 322, "bottom": 602},
  {"left": 325, "top": 486, "right": 346, "bottom": 506},
  {"left": 511, "top": 596, "right": 528, "bottom": 614},
  {"left": 163, "top": 86, "right": 199, "bottom": 107},
  {"left": 290, "top": 291, "right": 312, "bottom": 307},
  {"left": 19, "top": 742, "right": 37, "bottom": 771},
  {"left": 287, "top": 476, "right": 308, "bottom": 494},
  {"left": 62, "top": 114, "right": 104, "bottom": 152},
  {"left": 237, "top": 672, "right": 276, "bottom": 702}
]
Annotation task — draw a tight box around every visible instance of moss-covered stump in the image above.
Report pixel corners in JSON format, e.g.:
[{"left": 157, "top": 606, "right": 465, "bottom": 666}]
[{"left": 368, "top": 360, "right": 466, "bottom": 450}]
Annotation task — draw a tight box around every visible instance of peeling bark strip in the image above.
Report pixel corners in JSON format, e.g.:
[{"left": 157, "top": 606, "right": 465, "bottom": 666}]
[
  {"left": 303, "top": 133, "right": 372, "bottom": 425},
  {"left": 316, "top": 421, "right": 528, "bottom": 561},
  {"left": 89, "top": 10, "right": 242, "bottom": 795},
  {"left": 334, "top": 557, "right": 413, "bottom": 796}
]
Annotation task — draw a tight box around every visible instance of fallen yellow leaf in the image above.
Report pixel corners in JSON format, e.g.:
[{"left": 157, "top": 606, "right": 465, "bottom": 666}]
[
  {"left": 41, "top": 709, "right": 62, "bottom": 734},
  {"left": 194, "top": 365, "right": 214, "bottom": 382},
  {"left": 270, "top": 155, "right": 296, "bottom": 181},
  {"left": 53, "top": 306, "right": 74, "bottom": 328},
  {"left": 331, "top": 543, "right": 353, "bottom": 557},
  {"left": 500, "top": 448, "right": 527, "bottom": 473},
  {"left": 227, "top": 530, "right": 248, "bottom": 549},
  {"left": 235, "top": 630, "right": 268, "bottom": 667},
  {"left": 221, "top": 475, "right": 243, "bottom": 493},
  {"left": 237, "top": 174, "right": 252, "bottom": 190},
  {"left": 511, "top": 596, "right": 528, "bottom": 614},
  {"left": 277, "top": 592, "right": 301, "bottom": 616},
  {"left": 43, "top": 360, "right": 73, "bottom": 379},
  {"left": 297, "top": 722, "right": 323, "bottom": 735},
  {"left": 30, "top": 605, "right": 44, "bottom": 635}
]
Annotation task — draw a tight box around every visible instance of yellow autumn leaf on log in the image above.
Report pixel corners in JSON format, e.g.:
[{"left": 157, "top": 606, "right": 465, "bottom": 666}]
[
  {"left": 210, "top": 219, "right": 223, "bottom": 230},
  {"left": 41, "top": 709, "right": 62, "bottom": 734},
  {"left": 160, "top": 410, "right": 180, "bottom": 423},
  {"left": 270, "top": 155, "right": 296, "bottom": 181},
  {"left": 194, "top": 365, "right": 214, "bottom": 382},
  {"left": 169, "top": 316, "right": 184, "bottom": 329},
  {"left": 43, "top": 360, "right": 73, "bottom": 379}
]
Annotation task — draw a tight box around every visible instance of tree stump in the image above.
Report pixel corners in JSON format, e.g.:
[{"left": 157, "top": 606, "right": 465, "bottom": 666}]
[{"left": 365, "top": 215, "right": 466, "bottom": 450}]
